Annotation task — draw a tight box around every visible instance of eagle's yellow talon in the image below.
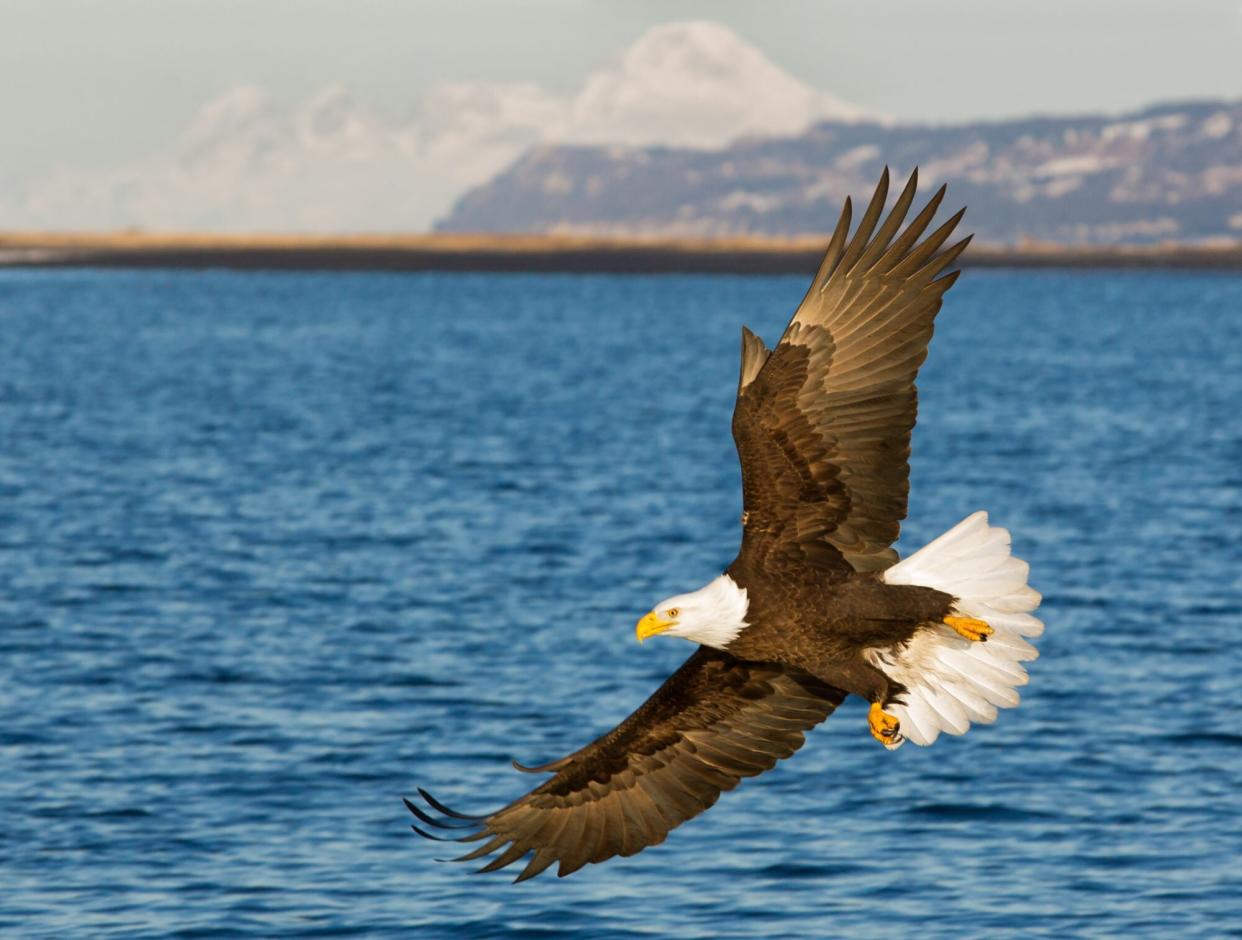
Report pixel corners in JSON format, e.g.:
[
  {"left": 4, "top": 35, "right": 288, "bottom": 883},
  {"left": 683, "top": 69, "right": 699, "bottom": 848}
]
[
  {"left": 945, "top": 615, "right": 992, "bottom": 642},
  {"left": 868, "top": 702, "right": 902, "bottom": 747}
]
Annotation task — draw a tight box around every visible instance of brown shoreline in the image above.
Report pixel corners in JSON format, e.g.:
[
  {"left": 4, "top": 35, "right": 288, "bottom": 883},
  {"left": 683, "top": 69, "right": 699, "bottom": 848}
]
[{"left": 1, "top": 232, "right": 1240, "bottom": 274}]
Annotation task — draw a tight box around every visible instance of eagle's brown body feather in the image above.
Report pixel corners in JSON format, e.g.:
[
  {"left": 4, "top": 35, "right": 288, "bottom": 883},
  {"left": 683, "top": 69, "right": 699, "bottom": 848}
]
[
  {"left": 726, "top": 572, "right": 954, "bottom": 704},
  {"left": 410, "top": 168, "right": 979, "bottom": 880}
]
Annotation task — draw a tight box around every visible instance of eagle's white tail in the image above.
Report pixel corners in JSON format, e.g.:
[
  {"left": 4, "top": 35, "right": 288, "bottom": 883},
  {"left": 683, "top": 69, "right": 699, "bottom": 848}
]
[{"left": 871, "top": 511, "right": 1043, "bottom": 748}]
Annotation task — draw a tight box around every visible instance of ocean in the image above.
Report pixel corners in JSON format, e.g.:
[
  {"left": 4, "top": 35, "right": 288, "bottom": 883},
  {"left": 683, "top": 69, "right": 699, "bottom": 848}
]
[{"left": 1, "top": 267, "right": 1239, "bottom": 937}]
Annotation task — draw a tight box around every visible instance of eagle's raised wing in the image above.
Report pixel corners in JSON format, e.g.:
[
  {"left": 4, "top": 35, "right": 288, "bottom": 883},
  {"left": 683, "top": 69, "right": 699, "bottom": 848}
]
[
  {"left": 408, "top": 647, "right": 845, "bottom": 881},
  {"left": 731, "top": 168, "right": 971, "bottom": 578}
]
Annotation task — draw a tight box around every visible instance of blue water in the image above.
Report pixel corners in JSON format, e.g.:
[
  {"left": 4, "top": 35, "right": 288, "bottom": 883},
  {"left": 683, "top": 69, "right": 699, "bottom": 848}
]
[{"left": 1, "top": 268, "right": 1239, "bottom": 938}]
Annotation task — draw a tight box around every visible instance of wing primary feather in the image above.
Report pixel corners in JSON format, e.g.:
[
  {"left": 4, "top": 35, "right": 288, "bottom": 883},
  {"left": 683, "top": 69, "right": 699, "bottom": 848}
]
[
  {"left": 418, "top": 787, "right": 487, "bottom": 820},
  {"left": 782, "top": 218, "right": 850, "bottom": 342},
  {"left": 505, "top": 807, "right": 573, "bottom": 881},
  {"left": 453, "top": 834, "right": 509, "bottom": 863},
  {"left": 857, "top": 168, "right": 919, "bottom": 272},
  {"left": 931, "top": 268, "right": 963, "bottom": 292},
  {"left": 411, "top": 824, "right": 475, "bottom": 843},
  {"left": 836, "top": 167, "right": 891, "bottom": 274},
  {"left": 875, "top": 183, "right": 948, "bottom": 270},
  {"left": 925, "top": 233, "right": 974, "bottom": 280},
  {"left": 891, "top": 207, "right": 967, "bottom": 278},
  {"left": 513, "top": 849, "right": 559, "bottom": 883},
  {"left": 476, "top": 841, "right": 530, "bottom": 874},
  {"left": 403, "top": 797, "right": 477, "bottom": 830},
  {"left": 806, "top": 196, "right": 854, "bottom": 295}
]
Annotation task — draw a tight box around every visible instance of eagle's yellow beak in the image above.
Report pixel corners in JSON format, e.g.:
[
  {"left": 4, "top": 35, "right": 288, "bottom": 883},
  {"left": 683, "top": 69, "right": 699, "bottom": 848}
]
[{"left": 636, "top": 610, "right": 677, "bottom": 643}]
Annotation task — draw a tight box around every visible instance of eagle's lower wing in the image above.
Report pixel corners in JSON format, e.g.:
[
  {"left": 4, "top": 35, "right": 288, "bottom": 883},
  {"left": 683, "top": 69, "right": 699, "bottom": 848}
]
[
  {"left": 407, "top": 647, "right": 845, "bottom": 881},
  {"left": 731, "top": 168, "right": 970, "bottom": 577}
]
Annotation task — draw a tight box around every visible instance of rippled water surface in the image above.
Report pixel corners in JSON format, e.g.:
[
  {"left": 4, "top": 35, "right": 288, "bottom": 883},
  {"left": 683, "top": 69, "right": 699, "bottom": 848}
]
[{"left": 2, "top": 268, "right": 1240, "bottom": 938}]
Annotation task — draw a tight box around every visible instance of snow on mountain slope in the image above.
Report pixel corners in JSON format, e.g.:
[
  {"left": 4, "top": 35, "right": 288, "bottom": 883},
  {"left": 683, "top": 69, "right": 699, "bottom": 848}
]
[{"left": 438, "top": 100, "right": 1242, "bottom": 245}]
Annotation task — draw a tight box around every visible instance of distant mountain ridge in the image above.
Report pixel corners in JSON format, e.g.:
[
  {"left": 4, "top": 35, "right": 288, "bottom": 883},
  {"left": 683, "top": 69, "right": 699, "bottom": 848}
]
[{"left": 436, "top": 99, "right": 1242, "bottom": 245}]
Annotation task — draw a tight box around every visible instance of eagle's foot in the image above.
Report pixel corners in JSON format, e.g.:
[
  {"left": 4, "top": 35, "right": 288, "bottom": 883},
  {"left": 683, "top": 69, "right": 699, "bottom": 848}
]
[
  {"left": 868, "top": 702, "right": 903, "bottom": 749},
  {"left": 945, "top": 615, "right": 992, "bottom": 642}
]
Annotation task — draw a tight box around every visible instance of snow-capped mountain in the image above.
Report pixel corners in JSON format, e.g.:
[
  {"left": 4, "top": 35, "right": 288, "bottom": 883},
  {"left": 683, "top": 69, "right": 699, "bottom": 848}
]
[
  {"left": 437, "top": 100, "right": 1242, "bottom": 245},
  {"left": 8, "top": 21, "right": 866, "bottom": 232},
  {"left": 552, "top": 20, "right": 866, "bottom": 148}
]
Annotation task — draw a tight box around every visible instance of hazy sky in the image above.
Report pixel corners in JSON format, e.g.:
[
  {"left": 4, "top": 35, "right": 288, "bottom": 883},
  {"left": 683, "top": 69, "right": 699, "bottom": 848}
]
[{"left": 3, "top": 0, "right": 1239, "bottom": 182}]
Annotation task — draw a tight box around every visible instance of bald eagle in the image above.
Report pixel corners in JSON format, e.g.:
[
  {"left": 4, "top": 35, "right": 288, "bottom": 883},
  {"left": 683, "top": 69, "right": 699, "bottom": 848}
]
[{"left": 408, "top": 169, "right": 1043, "bottom": 881}]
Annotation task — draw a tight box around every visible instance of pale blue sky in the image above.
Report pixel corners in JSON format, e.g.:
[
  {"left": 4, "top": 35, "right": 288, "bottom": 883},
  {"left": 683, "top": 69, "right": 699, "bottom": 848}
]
[{"left": 2, "top": 0, "right": 1239, "bottom": 184}]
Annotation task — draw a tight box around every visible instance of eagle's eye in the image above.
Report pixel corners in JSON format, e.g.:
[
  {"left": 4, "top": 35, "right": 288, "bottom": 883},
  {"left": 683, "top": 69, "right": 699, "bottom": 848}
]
[{"left": 667, "top": 608, "right": 680, "bottom": 619}]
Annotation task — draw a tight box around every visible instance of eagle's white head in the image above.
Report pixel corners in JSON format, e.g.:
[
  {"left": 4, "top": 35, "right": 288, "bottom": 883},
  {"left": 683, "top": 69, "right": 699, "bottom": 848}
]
[{"left": 636, "top": 574, "right": 750, "bottom": 650}]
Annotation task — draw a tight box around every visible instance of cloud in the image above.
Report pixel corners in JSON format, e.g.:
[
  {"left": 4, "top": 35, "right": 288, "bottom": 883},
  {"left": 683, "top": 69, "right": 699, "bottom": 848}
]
[{"left": 8, "top": 21, "right": 868, "bottom": 232}]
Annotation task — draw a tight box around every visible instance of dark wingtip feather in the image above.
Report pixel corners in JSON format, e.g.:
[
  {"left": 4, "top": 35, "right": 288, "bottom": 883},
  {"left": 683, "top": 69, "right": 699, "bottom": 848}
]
[
  {"left": 411, "top": 824, "right": 469, "bottom": 843},
  {"left": 404, "top": 796, "right": 475, "bottom": 830},
  {"left": 418, "top": 787, "right": 486, "bottom": 820}
]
